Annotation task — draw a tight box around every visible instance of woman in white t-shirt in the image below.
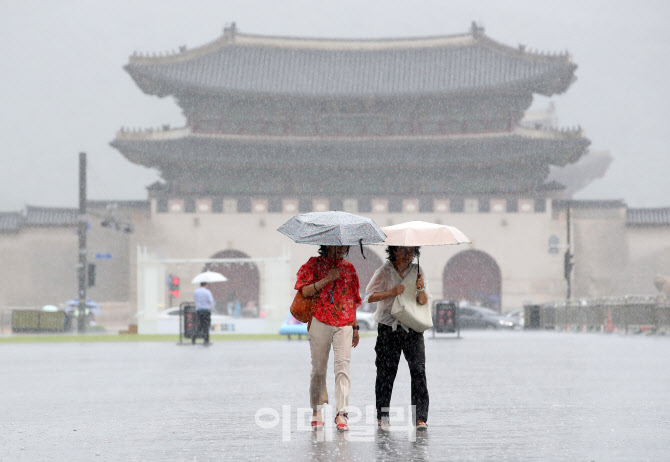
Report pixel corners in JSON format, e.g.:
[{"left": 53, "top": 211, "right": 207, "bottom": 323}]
[{"left": 365, "top": 246, "right": 429, "bottom": 430}]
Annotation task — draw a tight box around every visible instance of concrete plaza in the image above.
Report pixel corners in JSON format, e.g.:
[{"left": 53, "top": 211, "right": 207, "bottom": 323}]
[{"left": 1, "top": 330, "right": 669, "bottom": 461}]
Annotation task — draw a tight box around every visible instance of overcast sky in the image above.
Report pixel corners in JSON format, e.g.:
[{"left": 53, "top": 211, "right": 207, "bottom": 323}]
[{"left": 1, "top": 0, "right": 668, "bottom": 211}]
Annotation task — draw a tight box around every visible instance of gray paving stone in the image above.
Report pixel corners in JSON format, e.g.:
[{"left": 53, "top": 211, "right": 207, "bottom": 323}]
[{"left": 1, "top": 331, "right": 669, "bottom": 461}]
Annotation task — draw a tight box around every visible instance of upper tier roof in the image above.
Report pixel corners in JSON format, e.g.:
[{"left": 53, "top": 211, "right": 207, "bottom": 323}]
[
  {"left": 125, "top": 23, "right": 576, "bottom": 98},
  {"left": 111, "top": 124, "right": 589, "bottom": 170}
]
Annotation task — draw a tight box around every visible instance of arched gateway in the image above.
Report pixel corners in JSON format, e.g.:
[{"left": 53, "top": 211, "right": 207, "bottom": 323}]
[
  {"left": 443, "top": 250, "right": 501, "bottom": 311},
  {"left": 206, "top": 250, "right": 260, "bottom": 316}
]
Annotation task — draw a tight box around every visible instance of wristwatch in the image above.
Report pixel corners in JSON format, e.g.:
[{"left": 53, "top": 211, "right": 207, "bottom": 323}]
[{"left": 352, "top": 325, "right": 360, "bottom": 330}]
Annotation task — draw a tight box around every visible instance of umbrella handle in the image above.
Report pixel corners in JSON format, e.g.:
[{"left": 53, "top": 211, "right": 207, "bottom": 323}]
[{"left": 359, "top": 238, "right": 366, "bottom": 259}]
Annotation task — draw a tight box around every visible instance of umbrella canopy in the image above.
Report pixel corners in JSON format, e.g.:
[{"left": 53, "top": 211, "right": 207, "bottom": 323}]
[
  {"left": 42, "top": 305, "right": 59, "bottom": 312},
  {"left": 64, "top": 297, "right": 102, "bottom": 315},
  {"left": 65, "top": 297, "right": 100, "bottom": 308},
  {"left": 191, "top": 271, "right": 228, "bottom": 284},
  {"left": 277, "top": 211, "right": 386, "bottom": 246},
  {"left": 380, "top": 221, "right": 471, "bottom": 246}
]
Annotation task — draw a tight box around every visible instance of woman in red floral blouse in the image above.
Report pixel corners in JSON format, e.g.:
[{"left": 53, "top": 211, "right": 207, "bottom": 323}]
[{"left": 295, "top": 245, "right": 361, "bottom": 431}]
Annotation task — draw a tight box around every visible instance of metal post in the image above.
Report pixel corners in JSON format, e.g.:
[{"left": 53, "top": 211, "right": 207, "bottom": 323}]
[
  {"left": 77, "top": 152, "right": 87, "bottom": 333},
  {"left": 566, "top": 201, "right": 572, "bottom": 300},
  {"left": 178, "top": 303, "right": 183, "bottom": 345}
]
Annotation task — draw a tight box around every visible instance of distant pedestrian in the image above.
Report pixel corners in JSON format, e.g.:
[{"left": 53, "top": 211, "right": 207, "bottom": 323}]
[
  {"left": 193, "top": 282, "right": 215, "bottom": 345},
  {"left": 233, "top": 298, "right": 242, "bottom": 318},
  {"left": 365, "top": 246, "right": 430, "bottom": 430}
]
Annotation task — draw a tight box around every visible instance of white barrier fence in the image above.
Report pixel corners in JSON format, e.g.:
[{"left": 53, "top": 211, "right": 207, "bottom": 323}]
[{"left": 136, "top": 246, "right": 292, "bottom": 334}]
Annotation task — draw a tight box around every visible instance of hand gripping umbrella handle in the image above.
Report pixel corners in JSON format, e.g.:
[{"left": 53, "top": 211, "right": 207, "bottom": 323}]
[{"left": 359, "top": 238, "right": 366, "bottom": 259}]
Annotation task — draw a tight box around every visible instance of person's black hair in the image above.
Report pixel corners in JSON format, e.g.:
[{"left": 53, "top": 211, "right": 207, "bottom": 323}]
[
  {"left": 385, "top": 246, "right": 421, "bottom": 263},
  {"left": 200, "top": 282, "right": 207, "bottom": 287},
  {"left": 318, "top": 245, "right": 350, "bottom": 257}
]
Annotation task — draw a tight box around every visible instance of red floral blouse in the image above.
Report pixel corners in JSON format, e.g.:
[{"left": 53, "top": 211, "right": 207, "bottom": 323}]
[{"left": 295, "top": 256, "right": 362, "bottom": 327}]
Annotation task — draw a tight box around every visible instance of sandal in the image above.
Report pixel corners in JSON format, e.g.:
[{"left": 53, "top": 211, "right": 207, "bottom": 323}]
[
  {"left": 377, "top": 417, "right": 391, "bottom": 428},
  {"left": 416, "top": 420, "right": 428, "bottom": 430},
  {"left": 311, "top": 411, "right": 324, "bottom": 430},
  {"left": 334, "top": 413, "right": 349, "bottom": 432}
]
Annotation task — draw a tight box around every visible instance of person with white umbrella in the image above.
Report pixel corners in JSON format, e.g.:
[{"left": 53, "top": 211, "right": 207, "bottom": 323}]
[
  {"left": 365, "top": 246, "right": 430, "bottom": 430},
  {"left": 365, "top": 221, "right": 470, "bottom": 430},
  {"left": 191, "top": 271, "right": 225, "bottom": 345},
  {"left": 192, "top": 282, "right": 215, "bottom": 345}
]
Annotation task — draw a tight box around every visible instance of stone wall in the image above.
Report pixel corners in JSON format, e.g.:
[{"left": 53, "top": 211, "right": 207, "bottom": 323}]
[
  {"left": 3, "top": 200, "right": 667, "bottom": 332},
  {"left": 626, "top": 227, "right": 670, "bottom": 295}
]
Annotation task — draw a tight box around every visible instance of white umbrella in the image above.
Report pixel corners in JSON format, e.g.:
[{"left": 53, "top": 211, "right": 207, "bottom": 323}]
[
  {"left": 42, "top": 305, "right": 59, "bottom": 312},
  {"left": 380, "top": 221, "right": 471, "bottom": 246},
  {"left": 378, "top": 221, "right": 471, "bottom": 270},
  {"left": 191, "top": 271, "right": 227, "bottom": 284}
]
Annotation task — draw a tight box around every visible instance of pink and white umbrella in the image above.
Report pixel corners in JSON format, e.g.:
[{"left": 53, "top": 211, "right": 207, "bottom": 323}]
[
  {"left": 380, "top": 221, "right": 470, "bottom": 247},
  {"left": 379, "top": 221, "right": 471, "bottom": 271}
]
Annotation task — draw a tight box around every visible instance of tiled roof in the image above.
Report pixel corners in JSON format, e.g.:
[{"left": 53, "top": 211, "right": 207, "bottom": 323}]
[
  {"left": 553, "top": 200, "right": 626, "bottom": 210},
  {"left": 0, "top": 203, "right": 150, "bottom": 232},
  {"left": 111, "top": 125, "right": 589, "bottom": 169},
  {"left": 126, "top": 27, "right": 576, "bottom": 98},
  {"left": 0, "top": 207, "right": 79, "bottom": 232},
  {"left": 24, "top": 206, "right": 78, "bottom": 227},
  {"left": 627, "top": 208, "right": 670, "bottom": 226}
]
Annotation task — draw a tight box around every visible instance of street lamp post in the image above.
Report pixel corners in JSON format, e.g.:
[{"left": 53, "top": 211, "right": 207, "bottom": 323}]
[{"left": 77, "top": 152, "right": 87, "bottom": 333}]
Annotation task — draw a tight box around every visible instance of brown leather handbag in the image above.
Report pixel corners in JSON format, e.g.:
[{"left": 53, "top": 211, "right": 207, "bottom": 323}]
[{"left": 290, "top": 289, "right": 316, "bottom": 323}]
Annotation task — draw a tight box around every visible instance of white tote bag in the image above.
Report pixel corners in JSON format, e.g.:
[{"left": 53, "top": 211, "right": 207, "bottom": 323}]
[{"left": 391, "top": 266, "right": 433, "bottom": 333}]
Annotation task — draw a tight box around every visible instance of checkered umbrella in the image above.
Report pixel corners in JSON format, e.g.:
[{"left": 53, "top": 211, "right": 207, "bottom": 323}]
[{"left": 277, "top": 211, "right": 387, "bottom": 246}]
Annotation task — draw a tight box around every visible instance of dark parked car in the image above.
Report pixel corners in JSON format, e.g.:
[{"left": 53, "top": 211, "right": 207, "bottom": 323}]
[{"left": 458, "top": 306, "right": 515, "bottom": 329}]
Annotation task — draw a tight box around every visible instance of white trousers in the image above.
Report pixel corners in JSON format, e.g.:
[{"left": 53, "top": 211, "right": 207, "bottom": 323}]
[{"left": 308, "top": 316, "right": 353, "bottom": 414}]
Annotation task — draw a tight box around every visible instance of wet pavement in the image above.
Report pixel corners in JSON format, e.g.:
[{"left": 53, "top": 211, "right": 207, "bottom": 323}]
[{"left": 1, "top": 331, "right": 669, "bottom": 461}]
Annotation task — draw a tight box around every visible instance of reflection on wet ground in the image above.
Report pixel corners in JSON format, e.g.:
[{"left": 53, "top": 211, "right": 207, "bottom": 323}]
[{"left": 1, "top": 331, "right": 669, "bottom": 461}]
